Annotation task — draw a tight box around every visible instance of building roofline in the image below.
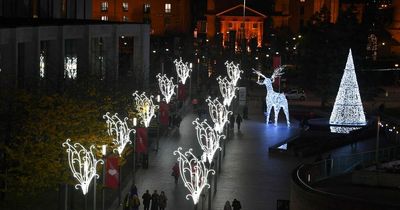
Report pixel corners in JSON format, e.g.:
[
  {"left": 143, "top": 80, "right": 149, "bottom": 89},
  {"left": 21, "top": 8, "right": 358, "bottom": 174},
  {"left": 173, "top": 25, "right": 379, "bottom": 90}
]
[
  {"left": 216, "top": 4, "right": 267, "bottom": 18},
  {"left": 0, "top": 17, "right": 146, "bottom": 28}
]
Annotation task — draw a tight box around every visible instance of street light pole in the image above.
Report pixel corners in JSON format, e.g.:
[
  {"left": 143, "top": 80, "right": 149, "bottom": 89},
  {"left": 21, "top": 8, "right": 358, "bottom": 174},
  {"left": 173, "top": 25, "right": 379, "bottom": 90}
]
[
  {"left": 376, "top": 115, "right": 381, "bottom": 169},
  {"left": 101, "top": 145, "right": 107, "bottom": 210}
]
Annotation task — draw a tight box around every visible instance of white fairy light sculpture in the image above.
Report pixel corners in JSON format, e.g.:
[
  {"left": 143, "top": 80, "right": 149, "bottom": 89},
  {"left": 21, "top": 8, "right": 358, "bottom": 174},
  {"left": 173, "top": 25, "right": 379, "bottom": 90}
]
[
  {"left": 103, "top": 112, "right": 135, "bottom": 156},
  {"left": 62, "top": 139, "right": 103, "bottom": 195},
  {"left": 156, "top": 73, "right": 177, "bottom": 104},
  {"left": 173, "top": 147, "right": 215, "bottom": 205},
  {"left": 253, "top": 67, "right": 290, "bottom": 126},
  {"left": 133, "top": 91, "right": 159, "bottom": 127},
  {"left": 329, "top": 49, "right": 366, "bottom": 127},
  {"left": 40, "top": 53, "right": 45, "bottom": 78},
  {"left": 225, "top": 61, "right": 243, "bottom": 86},
  {"left": 206, "top": 97, "right": 232, "bottom": 134},
  {"left": 217, "top": 76, "right": 238, "bottom": 107},
  {"left": 174, "top": 57, "right": 192, "bottom": 85},
  {"left": 64, "top": 56, "right": 77, "bottom": 79},
  {"left": 193, "top": 118, "right": 224, "bottom": 164}
]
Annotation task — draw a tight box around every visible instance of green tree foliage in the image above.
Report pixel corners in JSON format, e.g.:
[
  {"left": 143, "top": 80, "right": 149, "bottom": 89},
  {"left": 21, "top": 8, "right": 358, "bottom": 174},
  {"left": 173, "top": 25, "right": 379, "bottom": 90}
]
[{"left": 4, "top": 90, "right": 114, "bottom": 195}]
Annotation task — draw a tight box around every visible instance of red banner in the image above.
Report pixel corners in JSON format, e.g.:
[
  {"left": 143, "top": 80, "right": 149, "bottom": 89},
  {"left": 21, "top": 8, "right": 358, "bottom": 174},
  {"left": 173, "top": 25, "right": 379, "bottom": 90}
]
[
  {"left": 272, "top": 55, "right": 281, "bottom": 69},
  {"left": 159, "top": 102, "right": 170, "bottom": 126},
  {"left": 136, "top": 127, "right": 148, "bottom": 153},
  {"left": 105, "top": 156, "right": 119, "bottom": 189},
  {"left": 178, "top": 84, "right": 186, "bottom": 101}
]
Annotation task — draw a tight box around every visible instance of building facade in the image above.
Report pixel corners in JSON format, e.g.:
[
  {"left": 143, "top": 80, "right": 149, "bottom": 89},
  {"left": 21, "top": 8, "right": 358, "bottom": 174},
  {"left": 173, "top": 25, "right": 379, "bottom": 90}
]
[{"left": 0, "top": 19, "right": 150, "bottom": 91}]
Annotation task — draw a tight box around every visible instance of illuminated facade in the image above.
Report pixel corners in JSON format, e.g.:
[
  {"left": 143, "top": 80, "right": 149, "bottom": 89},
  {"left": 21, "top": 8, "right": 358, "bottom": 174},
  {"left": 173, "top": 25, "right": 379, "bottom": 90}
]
[
  {"left": 389, "top": 0, "right": 400, "bottom": 54},
  {"left": 93, "top": 0, "right": 191, "bottom": 34},
  {"left": 206, "top": 1, "right": 266, "bottom": 48}
]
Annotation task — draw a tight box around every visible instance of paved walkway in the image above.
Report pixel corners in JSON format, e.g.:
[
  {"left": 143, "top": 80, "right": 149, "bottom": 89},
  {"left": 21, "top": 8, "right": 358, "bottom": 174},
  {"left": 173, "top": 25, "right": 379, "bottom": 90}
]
[{"left": 110, "top": 98, "right": 309, "bottom": 210}]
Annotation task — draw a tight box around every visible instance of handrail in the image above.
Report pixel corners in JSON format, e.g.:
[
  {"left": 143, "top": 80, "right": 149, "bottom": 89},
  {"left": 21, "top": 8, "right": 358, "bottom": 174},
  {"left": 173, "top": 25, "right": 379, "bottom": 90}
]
[{"left": 294, "top": 145, "right": 400, "bottom": 207}]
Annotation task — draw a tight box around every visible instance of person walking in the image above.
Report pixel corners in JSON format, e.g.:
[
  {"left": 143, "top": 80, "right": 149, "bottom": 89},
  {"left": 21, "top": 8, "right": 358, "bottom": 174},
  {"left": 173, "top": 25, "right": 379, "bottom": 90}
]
[
  {"left": 224, "top": 200, "right": 232, "bottom": 210},
  {"left": 123, "top": 192, "right": 131, "bottom": 210},
  {"left": 150, "top": 190, "right": 159, "bottom": 210},
  {"left": 230, "top": 114, "right": 235, "bottom": 130},
  {"left": 236, "top": 114, "right": 243, "bottom": 131},
  {"left": 172, "top": 162, "right": 180, "bottom": 184},
  {"left": 130, "top": 184, "right": 138, "bottom": 195},
  {"left": 232, "top": 198, "right": 242, "bottom": 210},
  {"left": 131, "top": 193, "right": 140, "bottom": 210},
  {"left": 158, "top": 191, "right": 168, "bottom": 210},
  {"left": 142, "top": 190, "right": 151, "bottom": 210}
]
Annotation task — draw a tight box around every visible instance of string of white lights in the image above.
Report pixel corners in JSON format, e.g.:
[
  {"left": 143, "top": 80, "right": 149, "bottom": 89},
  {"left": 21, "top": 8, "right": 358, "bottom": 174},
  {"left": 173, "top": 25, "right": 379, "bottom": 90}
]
[
  {"left": 217, "top": 76, "right": 238, "bottom": 107},
  {"left": 330, "top": 49, "right": 366, "bottom": 126},
  {"left": 193, "top": 118, "right": 224, "bottom": 164},
  {"left": 173, "top": 147, "right": 215, "bottom": 205},
  {"left": 156, "top": 73, "right": 177, "bottom": 104},
  {"left": 133, "top": 91, "right": 159, "bottom": 128},
  {"left": 206, "top": 97, "right": 232, "bottom": 134},
  {"left": 174, "top": 57, "right": 192, "bottom": 85},
  {"left": 103, "top": 112, "right": 135, "bottom": 156},
  {"left": 62, "top": 139, "right": 103, "bottom": 195},
  {"left": 225, "top": 61, "right": 242, "bottom": 86}
]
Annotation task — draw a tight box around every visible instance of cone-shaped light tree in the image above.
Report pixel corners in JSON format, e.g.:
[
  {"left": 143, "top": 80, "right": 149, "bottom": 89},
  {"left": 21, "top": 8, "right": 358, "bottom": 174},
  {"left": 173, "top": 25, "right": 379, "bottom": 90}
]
[{"left": 329, "top": 49, "right": 366, "bottom": 126}]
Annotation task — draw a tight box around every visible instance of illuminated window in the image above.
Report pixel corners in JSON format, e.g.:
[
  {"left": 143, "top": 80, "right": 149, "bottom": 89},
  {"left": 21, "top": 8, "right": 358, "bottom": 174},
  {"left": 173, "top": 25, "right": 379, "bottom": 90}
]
[
  {"left": 123, "top": 16, "right": 128, "bottom": 21},
  {"left": 122, "top": 2, "right": 128, "bottom": 11},
  {"left": 144, "top": 4, "right": 151, "bottom": 13},
  {"left": 300, "top": 0, "right": 305, "bottom": 2},
  {"left": 165, "top": 3, "right": 171, "bottom": 13},
  {"left": 101, "top": 2, "right": 108, "bottom": 12},
  {"left": 101, "top": 16, "right": 108, "bottom": 21}
]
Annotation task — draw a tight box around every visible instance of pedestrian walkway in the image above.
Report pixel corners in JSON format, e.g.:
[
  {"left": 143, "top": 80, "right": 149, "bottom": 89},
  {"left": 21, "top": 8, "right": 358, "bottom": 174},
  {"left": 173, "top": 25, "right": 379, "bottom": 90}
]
[{"left": 110, "top": 102, "right": 308, "bottom": 210}]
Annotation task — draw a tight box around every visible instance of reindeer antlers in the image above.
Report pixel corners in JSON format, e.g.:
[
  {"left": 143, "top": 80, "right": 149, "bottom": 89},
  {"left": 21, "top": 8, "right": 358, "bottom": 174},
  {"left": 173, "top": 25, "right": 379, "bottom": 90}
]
[
  {"left": 271, "top": 66, "right": 285, "bottom": 82},
  {"left": 252, "top": 68, "right": 266, "bottom": 79}
]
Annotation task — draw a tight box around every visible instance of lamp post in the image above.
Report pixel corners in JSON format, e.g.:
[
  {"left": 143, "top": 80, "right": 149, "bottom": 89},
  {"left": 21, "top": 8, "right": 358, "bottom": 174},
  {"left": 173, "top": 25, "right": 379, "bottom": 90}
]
[
  {"left": 217, "top": 76, "right": 238, "bottom": 107},
  {"left": 173, "top": 147, "right": 215, "bottom": 209},
  {"left": 132, "top": 91, "right": 159, "bottom": 128},
  {"left": 190, "top": 62, "right": 193, "bottom": 100},
  {"left": 101, "top": 145, "right": 107, "bottom": 210},
  {"left": 157, "top": 73, "right": 177, "bottom": 104},
  {"left": 103, "top": 112, "right": 135, "bottom": 205},
  {"left": 62, "top": 139, "right": 103, "bottom": 210}
]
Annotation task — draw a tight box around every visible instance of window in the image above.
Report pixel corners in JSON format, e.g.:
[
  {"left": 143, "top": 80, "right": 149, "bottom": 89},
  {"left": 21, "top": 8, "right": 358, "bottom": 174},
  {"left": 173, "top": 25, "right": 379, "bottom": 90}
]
[
  {"left": 123, "top": 16, "right": 128, "bottom": 21},
  {"left": 300, "top": 0, "right": 305, "bottom": 2},
  {"left": 144, "top": 4, "right": 151, "bottom": 13},
  {"left": 101, "top": 2, "right": 108, "bottom": 12},
  {"left": 165, "top": 3, "right": 171, "bottom": 13},
  {"left": 253, "top": 23, "right": 258, "bottom": 29},
  {"left": 122, "top": 2, "right": 128, "bottom": 11},
  {"left": 101, "top": 16, "right": 108, "bottom": 21},
  {"left": 228, "top": 23, "right": 233, "bottom": 28}
]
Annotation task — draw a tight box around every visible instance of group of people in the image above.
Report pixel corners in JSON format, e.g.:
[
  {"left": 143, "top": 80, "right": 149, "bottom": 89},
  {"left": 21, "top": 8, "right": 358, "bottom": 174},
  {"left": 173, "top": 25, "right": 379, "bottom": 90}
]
[
  {"left": 224, "top": 198, "right": 242, "bottom": 210},
  {"left": 123, "top": 185, "right": 168, "bottom": 210}
]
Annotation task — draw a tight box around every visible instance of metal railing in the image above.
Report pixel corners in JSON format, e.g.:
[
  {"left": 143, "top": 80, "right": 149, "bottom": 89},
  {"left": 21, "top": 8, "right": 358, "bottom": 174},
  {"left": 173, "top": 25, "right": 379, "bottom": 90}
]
[{"left": 298, "top": 145, "right": 400, "bottom": 185}]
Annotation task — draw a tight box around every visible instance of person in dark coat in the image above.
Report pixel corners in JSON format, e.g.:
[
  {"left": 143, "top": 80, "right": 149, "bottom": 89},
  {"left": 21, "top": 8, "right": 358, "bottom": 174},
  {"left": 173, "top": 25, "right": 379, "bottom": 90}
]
[
  {"left": 172, "top": 162, "right": 180, "bottom": 184},
  {"left": 150, "top": 190, "right": 159, "bottom": 210},
  {"left": 142, "top": 190, "right": 151, "bottom": 210},
  {"left": 130, "top": 184, "right": 138, "bottom": 195},
  {"left": 230, "top": 114, "right": 235, "bottom": 129},
  {"left": 158, "top": 191, "right": 167, "bottom": 210},
  {"left": 232, "top": 198, "right": 242, "bottom": 210},
  {"left": 236, "top": 114, "right": 243, "bottom": 130}
]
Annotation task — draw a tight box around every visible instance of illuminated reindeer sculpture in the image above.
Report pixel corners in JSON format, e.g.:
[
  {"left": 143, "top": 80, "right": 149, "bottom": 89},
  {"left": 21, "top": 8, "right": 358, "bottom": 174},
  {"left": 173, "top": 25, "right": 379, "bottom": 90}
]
[{"left": 253, "top": 66, "right": 290, "bottom": 126}]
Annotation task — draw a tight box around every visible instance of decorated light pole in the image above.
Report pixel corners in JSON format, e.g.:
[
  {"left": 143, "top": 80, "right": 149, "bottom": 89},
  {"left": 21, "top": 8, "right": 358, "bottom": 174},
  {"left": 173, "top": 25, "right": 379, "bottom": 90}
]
[
  {"left": 225, "top": 61, "right": 242, "bottom": 86},
  {"left": 156, "top": 73, "right": 177, "bottom": 104},
  {"left": 193, "top": 118, "right": 224, "bottom": 164},
  {"left": 132, "top": 91, "right": 159, "bottom": 128},
  {"left": 103, "top": 112, "right": 136, "bottom": 205},
  {"left": 173, "top": 147, "right": 215, "bottom": 209},
  {"left": 62, "top": 139, "right": 103, "bottom": 210},
  {"left": 217, "top": 76, "right": 238, "bottom": 107},
  {"left": 174, "top": 57, "right": 192, "bottom": 85},
  {"left": 206, "top": 97, "right": 232, "bottom": 134}
]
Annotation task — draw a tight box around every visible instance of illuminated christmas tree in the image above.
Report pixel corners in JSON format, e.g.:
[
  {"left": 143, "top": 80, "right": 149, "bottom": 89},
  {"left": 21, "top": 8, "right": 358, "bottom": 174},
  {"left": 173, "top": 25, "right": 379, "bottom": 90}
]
[{"left": 329, "top": 49, "right": 366, "bottom": 126}]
